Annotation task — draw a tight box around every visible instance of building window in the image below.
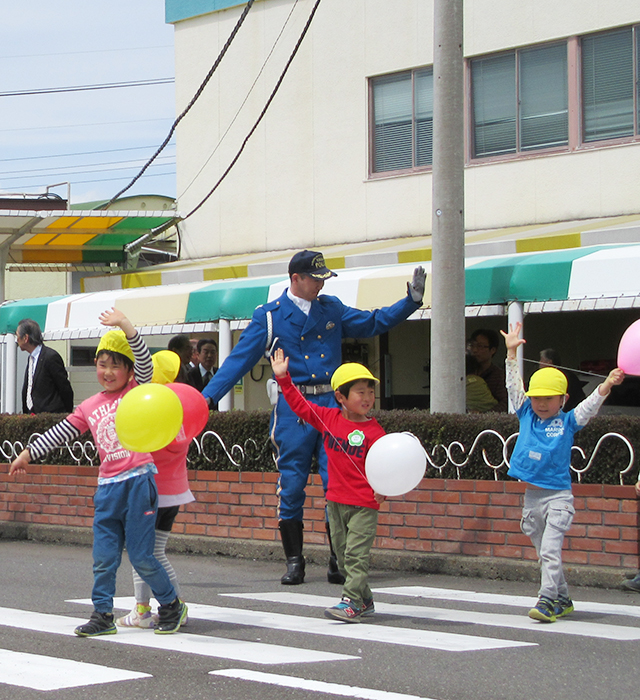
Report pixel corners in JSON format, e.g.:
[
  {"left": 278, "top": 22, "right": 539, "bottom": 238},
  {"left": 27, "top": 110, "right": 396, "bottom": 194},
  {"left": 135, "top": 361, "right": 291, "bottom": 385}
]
[
  {"left": 581, "top": 27, "right": 638, "bottom": 142},
  {"left": 471, "top": 43, "right": 568, "bottom": 158},
  {"left": 370, "top": 68, "right": 433, "bottom": 174}
]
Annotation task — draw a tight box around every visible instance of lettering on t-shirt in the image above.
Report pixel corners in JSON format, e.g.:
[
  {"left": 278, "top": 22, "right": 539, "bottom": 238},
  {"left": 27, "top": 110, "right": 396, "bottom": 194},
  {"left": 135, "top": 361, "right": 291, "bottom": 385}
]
[
  {"left": 544, "top": 417, "right": 565, "bottom": 439},
  {"left": 87, "top": 396, "right": 131, "bottom": 461},
  {"left": 325, "top": 432, "right": 365, "bottom": 458}
]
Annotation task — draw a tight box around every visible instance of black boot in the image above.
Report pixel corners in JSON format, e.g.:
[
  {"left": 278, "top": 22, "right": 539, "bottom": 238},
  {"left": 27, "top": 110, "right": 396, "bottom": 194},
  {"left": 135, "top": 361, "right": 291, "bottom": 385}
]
[
  {"left": 326, "top": 521, "right": 346, "bottom": 585},
  {"left": 279, "top": 519, "right": 305, "bottom": 585}
]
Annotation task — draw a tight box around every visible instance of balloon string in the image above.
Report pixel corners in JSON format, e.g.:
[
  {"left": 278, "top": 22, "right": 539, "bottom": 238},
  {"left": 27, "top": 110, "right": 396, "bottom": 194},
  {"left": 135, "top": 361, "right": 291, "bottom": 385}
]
[{"left": 521, "top": 357, "right": 608, "bottom": 379}]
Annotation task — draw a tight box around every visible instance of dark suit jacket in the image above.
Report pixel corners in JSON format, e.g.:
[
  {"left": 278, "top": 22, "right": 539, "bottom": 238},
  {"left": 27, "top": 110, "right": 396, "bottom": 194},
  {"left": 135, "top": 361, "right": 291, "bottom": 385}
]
[
  {"left": 187, "top": 365, "right": 216, "bottom": 393},
  {"left": 22, "top": 345, "right": 74, "bottom": 414}
]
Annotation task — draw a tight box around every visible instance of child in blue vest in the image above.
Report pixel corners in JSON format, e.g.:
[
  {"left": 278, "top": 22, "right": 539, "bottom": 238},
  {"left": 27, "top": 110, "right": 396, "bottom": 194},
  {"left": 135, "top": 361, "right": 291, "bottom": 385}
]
[{"left": 502, "top": 323, "right": 623, "bottom": 623}]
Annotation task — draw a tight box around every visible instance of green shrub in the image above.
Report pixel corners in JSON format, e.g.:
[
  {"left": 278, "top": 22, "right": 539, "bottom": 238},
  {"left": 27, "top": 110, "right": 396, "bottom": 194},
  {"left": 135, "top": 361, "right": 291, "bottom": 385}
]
[{"left": 0, "top": 410, "right": 637, "bottom": 484}]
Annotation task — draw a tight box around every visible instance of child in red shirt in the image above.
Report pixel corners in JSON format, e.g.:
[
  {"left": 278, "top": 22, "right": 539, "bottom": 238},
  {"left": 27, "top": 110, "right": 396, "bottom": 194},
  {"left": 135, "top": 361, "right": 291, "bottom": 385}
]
[{"left": 271, "top": 348, "right": 385, "bottom": 622}]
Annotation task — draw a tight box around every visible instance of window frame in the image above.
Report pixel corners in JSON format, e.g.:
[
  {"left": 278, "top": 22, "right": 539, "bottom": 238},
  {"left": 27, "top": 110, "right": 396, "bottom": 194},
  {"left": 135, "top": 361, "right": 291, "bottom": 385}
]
[
  {"left": 468, "top": 40, "right": 570, "bottom": 162},
  {"left": 368, "top": 66, "right": 434, "bottom": 179}
]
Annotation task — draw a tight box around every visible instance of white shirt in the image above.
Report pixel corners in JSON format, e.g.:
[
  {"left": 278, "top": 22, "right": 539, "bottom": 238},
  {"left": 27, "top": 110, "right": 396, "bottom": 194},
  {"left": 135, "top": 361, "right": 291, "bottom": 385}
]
[{"left": 287, "top": 288, "right": 311, "bottom": 316}]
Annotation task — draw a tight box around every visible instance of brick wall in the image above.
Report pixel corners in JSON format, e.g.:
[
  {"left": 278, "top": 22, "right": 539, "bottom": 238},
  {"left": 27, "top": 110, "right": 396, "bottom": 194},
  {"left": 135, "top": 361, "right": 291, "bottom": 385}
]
[{"left": 1, "top": 467, "right": 639, "bottom": 570}]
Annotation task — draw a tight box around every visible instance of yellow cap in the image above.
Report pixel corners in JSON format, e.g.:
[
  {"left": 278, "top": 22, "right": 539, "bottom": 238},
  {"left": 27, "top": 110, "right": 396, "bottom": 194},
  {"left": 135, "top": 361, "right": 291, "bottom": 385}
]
[
  {"left": 526, "top": 367, "right": 568, "bottom": 397},
  {"left": 331, "top": 363, "right": 379, "bottom": 391},
  {"left": 152, "top": 350, "right": 181, "bottom": 384},
  {"left": 96, "top": 330, "right": 135, "bottom": 363}
]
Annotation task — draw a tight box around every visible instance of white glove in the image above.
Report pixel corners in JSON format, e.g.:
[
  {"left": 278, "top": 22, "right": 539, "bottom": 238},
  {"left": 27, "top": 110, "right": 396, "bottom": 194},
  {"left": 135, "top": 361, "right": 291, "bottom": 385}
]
[{"left": 407, "top": 266, "right": 426, "bottom": 303}]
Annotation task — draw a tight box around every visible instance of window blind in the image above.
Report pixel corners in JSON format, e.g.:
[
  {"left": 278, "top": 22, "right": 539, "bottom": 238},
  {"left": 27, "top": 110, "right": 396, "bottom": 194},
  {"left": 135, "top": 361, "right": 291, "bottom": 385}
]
[{"left": 582, "top": 28, "right": 634, "bottom": 142}]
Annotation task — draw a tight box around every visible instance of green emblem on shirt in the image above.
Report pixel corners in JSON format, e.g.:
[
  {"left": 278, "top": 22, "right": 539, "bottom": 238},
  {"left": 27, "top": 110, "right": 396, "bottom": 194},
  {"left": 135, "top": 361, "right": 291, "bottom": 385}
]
[{"left": 348, "top": 430, "right": 365, "bottom": 447}]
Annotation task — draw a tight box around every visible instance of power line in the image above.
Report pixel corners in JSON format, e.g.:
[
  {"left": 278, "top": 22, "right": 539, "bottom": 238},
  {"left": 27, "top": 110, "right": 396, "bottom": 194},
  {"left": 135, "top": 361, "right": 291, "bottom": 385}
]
[
  {"left": 185, "top": 0, "right": 323, "bottom": 220},
  {"left": 105, "top": 0, "right": 256, "bottom": 206},
  {"left": 3, "top": 144, "right": 176, "bottom": 163},
  {"left": 0, "top": 118, "right": 173, "bottom": 133},
  {"left": 1, "top": 155, "right": 175, "bottom": 178},
  {"left": 0, "top": 78, "right": 174, "bottom": 98},
  {"left": 2, "top": 45, "right": 173, "bottom": 59},
  {"left": 1, "top": 169, "right": 175, "bottom": 190}
]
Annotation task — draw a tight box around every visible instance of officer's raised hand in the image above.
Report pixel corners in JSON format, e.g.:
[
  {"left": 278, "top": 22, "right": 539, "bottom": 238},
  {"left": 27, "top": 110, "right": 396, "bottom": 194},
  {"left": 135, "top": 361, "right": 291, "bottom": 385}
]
[{"left": 407, "top": 266, "right": 426, "bottom": 304}]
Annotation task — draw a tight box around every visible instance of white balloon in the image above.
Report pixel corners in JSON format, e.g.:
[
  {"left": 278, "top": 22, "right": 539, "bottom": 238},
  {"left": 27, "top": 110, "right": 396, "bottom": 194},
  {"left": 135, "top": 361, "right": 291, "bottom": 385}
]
[{"left": 365, "top": 432, "right": 427, "bottom": 497}]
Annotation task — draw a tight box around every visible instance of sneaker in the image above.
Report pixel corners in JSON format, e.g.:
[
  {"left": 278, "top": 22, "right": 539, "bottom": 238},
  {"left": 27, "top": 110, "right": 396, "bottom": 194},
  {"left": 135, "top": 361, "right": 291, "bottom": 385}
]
[
  {"left": 528, "top": 596, "right": 557, "bottom": 623},
  {"left": 324, "top": 597, "right": 364, "bottom": 623},
  {"left": 361, "top": 597, "right": 375, "bottom": 617},
  {"left": 154, "top": 598, "right": 188, "bottom": 635},
  {"left": 116, "top": 604, "right": 157, "bottom": 629},
  {"left": 554, "top": 596, "right": 574, "bottom": 618},
  {"left": 74, "top": 611, "right": 117, "bottom": 637}
]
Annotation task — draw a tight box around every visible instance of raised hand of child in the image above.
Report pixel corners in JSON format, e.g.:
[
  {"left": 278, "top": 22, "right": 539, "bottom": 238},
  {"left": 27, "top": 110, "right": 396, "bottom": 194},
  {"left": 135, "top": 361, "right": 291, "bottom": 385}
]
[
  {"left": 99, "top": 307, "right": 134, "bottom": 337},
  {"left": 500, "top": 322, "right": 526, "bottom": 356},
  {"left": 270, "top": 348, "right": 289, "bottom": 378}
]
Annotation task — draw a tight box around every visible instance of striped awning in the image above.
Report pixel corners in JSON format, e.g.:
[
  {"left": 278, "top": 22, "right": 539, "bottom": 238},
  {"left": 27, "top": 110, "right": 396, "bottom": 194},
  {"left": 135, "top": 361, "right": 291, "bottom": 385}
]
[
  {"left": 1, "top": 244, "right": 640, "bottom": 339},
  {"left": 0, "top": 210, "right": 179, "bottom": 264}
]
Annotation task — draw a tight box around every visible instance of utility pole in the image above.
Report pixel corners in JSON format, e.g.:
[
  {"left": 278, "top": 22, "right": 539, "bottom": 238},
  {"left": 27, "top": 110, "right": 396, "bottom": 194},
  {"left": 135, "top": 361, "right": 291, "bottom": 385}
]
[{"left": 430, "top": 0, "right": 465, "bottom": 414}]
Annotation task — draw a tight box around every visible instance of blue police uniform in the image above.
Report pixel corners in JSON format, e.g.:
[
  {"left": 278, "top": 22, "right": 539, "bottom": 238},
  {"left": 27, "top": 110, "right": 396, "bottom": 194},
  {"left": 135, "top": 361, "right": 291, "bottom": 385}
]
[{"left": 202, "top": 288, "right": 420, "bottom": 519}]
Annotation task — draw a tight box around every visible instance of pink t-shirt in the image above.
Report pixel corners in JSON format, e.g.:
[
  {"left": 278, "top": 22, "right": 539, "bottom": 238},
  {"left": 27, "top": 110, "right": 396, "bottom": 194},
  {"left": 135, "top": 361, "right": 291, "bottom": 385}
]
[{"left": 66, "top": 381, "right": 153, "bottom": 480}]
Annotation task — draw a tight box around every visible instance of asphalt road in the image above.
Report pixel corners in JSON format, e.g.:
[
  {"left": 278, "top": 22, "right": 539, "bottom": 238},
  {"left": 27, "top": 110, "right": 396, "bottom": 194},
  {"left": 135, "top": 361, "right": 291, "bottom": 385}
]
[{"left": 0, "top": 539, "right": 639, "bottom": 700}]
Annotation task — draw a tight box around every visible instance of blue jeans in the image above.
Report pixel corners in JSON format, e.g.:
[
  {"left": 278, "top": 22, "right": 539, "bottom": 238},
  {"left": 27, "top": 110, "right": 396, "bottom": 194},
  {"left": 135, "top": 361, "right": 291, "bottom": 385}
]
[
  {"left": 92, "top": 470, "right": 177, "bottom": 613},
  {"left": 270, "top": 392, "right": 335, "bottom": 521}
]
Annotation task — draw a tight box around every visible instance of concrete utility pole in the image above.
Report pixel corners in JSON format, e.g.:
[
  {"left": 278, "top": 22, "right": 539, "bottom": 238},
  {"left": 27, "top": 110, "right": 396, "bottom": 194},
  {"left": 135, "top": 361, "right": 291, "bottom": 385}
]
[{"left": 430, "top": 0, "right": 465, "bottom": 414}]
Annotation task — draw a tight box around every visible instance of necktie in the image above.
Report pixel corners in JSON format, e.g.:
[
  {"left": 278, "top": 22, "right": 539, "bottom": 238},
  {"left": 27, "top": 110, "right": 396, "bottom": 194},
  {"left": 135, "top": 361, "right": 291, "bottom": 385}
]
[
  {"left": 203, "top": 370, "right": 212, "bottom": 385},
  {"left": 26, "top": 354, "right": 34, "bottom": 411}
]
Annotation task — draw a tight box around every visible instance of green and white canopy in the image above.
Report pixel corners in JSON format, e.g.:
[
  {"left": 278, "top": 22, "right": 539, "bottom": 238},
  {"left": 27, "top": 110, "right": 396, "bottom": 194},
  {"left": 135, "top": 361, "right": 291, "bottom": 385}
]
[{"left": 1, "top": 244, "right": 639, "bottom": 340}]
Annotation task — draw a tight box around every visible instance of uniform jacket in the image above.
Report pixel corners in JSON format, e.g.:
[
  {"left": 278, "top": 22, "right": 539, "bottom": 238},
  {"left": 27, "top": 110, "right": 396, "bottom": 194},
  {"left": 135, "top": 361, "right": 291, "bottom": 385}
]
[
  {"left": 22, "top": 344, "right": 74, "bottom": 414},
  {"left": 202, "top": 289, "right": 420, "bottom": 404}
]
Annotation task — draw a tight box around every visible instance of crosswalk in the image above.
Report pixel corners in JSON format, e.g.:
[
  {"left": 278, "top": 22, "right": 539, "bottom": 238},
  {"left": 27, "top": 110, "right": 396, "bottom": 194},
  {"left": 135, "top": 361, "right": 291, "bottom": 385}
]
[{"left": 1, "top": 585, "right": 639, "bottom": 693}]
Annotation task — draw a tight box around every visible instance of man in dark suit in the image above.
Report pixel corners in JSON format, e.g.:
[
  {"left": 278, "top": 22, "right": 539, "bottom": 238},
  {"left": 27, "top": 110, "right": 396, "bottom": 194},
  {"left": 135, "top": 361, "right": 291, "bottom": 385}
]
[
  {"left": 17, "top": 318, "right": 74, "bottom": 414},
  {"left": 187, "top": 338, "right": 218, "bottom": 392}
]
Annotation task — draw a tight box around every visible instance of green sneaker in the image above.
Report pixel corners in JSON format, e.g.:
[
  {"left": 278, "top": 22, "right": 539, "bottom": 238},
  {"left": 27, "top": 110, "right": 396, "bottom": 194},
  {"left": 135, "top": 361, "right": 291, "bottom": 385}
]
[
  {"left": 528, "top": 596, "right": 556, "bottom": 623},
  {"left": 554, "top": 596, "right": 574, "bottom": 618}
]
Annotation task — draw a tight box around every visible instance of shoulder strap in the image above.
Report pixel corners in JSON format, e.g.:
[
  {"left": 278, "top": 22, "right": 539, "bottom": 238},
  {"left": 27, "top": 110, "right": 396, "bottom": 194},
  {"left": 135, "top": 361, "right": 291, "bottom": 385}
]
[{"left": 264, "top": 310, "right": 273, "bottom": 358}]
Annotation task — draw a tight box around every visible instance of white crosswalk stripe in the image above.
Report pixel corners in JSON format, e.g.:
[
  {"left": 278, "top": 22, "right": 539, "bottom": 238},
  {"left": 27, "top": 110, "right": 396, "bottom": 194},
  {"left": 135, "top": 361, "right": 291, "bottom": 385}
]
[
  {"left": 223, "top": 591, "right": 640, "bottom": 641},
  {"left": 211, "top": 669, "right": 440, "bottom": 700},
  {"left": 373, "top": 586, "right": 640, "bottom": 619},
  {"left": 0, "top": 649, "right": 149, "bottom": 691},
  {"left": 0, "top": 605, "right": 356, "bottom": 665}
]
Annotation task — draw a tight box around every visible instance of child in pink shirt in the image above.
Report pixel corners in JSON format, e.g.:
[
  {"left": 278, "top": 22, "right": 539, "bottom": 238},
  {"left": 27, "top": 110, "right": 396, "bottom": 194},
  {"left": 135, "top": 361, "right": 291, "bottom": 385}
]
[{"left": 10, "top": 309, "right": 187, "bottom": 637}]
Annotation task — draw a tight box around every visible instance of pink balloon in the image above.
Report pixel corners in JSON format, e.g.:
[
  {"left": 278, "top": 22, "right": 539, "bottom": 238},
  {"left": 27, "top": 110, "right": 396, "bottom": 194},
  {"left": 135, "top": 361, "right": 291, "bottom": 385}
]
[
  {"left": 167, "top": 382, "right": 210, "bottom": 441},
  {"left": 617, "top": 319, "right": 640, "bottom": 375}
]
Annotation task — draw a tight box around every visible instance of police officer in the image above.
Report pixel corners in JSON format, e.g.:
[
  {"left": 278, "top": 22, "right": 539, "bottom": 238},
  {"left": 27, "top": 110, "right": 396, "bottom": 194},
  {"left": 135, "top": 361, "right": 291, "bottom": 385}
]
[{"left": 202, "top": 250, "right": 426, "bottom": 585}]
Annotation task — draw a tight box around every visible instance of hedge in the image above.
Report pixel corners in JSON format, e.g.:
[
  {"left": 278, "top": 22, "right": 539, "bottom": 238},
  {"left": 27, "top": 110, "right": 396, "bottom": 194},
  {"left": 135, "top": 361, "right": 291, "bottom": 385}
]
[{"left": 0, "top": 409, "right": 637, "bottom": 485}]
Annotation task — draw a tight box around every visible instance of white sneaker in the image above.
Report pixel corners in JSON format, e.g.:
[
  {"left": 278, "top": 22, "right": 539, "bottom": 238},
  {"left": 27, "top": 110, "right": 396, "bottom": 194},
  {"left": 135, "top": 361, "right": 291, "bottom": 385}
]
[{"left": 116, "top": 605, "right": 157, "bottom": 629}]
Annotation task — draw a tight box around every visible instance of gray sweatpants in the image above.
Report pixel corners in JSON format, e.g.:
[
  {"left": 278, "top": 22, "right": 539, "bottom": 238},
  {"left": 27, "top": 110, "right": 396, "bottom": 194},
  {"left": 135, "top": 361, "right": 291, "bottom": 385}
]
[{"left": 521, "top": 488, "right": 575, "bottom": 600}]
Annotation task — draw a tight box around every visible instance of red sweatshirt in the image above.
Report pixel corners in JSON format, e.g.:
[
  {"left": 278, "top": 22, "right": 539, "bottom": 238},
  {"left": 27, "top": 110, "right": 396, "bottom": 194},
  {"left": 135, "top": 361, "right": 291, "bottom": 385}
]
[{"left": 276, "top": 373, "right": 385, "bottom": 510}]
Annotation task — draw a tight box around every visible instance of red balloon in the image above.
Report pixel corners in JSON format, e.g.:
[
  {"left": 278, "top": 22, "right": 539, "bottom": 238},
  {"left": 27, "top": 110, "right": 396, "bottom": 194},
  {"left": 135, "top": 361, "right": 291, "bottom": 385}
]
[{"left": 167, "top": 382, "right": 210, "bottom": 441}]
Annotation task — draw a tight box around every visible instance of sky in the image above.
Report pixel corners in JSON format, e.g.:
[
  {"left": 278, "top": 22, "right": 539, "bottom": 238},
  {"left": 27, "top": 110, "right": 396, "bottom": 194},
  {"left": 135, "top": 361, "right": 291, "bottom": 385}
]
[{"left": 1, "top": 1, "right": 176, "bottom": 206}]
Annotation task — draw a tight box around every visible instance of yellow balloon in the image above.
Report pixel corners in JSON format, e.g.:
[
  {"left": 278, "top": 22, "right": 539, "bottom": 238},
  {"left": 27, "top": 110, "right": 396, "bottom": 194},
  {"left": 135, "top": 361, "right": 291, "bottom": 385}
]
[{"left": 115, "top": 383, "right": 183, "bottom": 453}]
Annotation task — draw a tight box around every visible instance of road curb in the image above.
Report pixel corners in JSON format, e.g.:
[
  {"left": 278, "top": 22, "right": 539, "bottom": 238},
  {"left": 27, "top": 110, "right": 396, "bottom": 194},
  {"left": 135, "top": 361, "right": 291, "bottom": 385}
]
[{"left": 1, "top": 521, "right": 635, "bottom": 591}]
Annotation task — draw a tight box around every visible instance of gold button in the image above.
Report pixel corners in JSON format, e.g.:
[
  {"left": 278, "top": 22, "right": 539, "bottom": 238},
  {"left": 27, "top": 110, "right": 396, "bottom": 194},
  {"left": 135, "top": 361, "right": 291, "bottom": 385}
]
[
  {"left": 320, "top": 354, "right": 325, "bottom": 358},
  {"left": 325, "top": 371, "right": 329, "bottom": 376},
  {"left": 305, "top": 355, "right": 309, "bottom": 359},
  {"left": 301, "top": 336, "right": 304, "bottom": 341},
  {"left": 312, "top": 374, "right": 316, "bottom": 378},
  {"left": 317, "top": 335, "right": 322, "bottom": 339},
  {"left": 276, "top": 301, "right": 280, "bottom": 305}
]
